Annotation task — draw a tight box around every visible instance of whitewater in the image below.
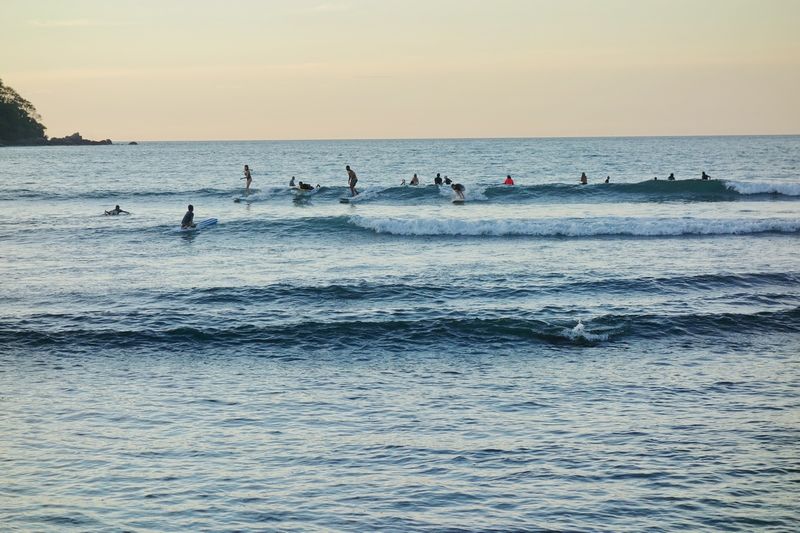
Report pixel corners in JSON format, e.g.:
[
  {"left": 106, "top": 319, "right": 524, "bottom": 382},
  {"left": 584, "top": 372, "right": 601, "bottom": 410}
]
[{"left": 1, "top": 135, "right": 799, "bottom": 531}]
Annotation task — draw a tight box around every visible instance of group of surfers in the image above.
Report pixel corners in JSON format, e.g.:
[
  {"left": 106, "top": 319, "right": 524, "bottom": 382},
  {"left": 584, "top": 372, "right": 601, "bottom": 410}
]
[
  {"left": 579, "top": 171, "right": 711, "bottom": 184},
  {"left": 243, "top": 164, "right": 715, "bottom": 199},
  {"left": 242, "top": 165, "right": 472, "bottom": 200},
  {"left": 106, "top": 166, "right": 717, "bottom": 227}
]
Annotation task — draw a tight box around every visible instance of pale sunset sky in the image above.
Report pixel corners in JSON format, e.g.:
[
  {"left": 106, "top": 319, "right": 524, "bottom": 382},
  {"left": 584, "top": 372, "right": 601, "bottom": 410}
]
[{"left": 2, "top": 0, "right": 798, "bottom": 141}]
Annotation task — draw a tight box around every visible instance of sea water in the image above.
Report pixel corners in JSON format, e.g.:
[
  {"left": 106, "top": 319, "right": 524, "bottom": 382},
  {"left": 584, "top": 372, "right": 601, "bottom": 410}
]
[{"left": 1, "top": 136, "right": 799, "bottom": 531}]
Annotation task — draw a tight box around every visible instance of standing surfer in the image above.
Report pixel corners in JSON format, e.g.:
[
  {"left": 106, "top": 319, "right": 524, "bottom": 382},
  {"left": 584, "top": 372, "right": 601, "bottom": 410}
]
[
  {"left": 243, "top": 165, "right": 253, "bottom": 192},
  {"left": 346, "top": 165, "right": 359, "bottom": 196}
]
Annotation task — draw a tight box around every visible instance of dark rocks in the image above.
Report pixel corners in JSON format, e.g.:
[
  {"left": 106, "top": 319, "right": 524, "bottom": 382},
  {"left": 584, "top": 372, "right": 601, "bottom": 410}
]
[{"left": 47, "top": 132, "right": 112, "bottom": 145}]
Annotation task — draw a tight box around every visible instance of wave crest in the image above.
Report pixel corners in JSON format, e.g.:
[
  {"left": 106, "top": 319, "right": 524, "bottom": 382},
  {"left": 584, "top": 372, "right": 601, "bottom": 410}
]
[{"left": 348, "top": 215, "right": 800, "bottom": 237}]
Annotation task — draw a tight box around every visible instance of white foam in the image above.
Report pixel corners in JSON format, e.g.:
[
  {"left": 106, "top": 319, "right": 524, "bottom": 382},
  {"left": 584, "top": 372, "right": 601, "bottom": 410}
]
[
  {"left": 233, "top": 186, "right": 291, "bottom": 201},
  {"left": 725, "top": 180, "right": 800, "bottom": 196},
  {"left": 563, "top": 319, "right": 608, "bottom": 342},
  {"left": 348, "top": 215, "right": 800, "bottom": 237}
]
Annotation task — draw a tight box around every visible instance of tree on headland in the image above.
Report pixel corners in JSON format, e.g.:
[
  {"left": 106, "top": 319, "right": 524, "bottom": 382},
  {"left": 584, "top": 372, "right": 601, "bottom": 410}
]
[
  {"left": 0, "top": 78, "right": 112, "bottom": 146},
  {"left": 0, "top": 78, "right": 47, "bottom": 145}
]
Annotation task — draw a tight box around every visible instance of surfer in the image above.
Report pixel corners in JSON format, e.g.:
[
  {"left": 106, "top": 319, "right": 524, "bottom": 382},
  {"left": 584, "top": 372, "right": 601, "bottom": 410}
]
[
  {"left": 702, "top": 171, "right": 711, "bottom": 180},
  {"left": 346, "top": 165, "right": 359, "bottom": 196},
  {"left": 604, "top": 176, "right": 610, "bottom": 183},
  {"left": 243, "top": 165, "right": 252, "bottom": 192},
  {"left": 444, "top": 176, "right": 452, "bottom": 185},
  {"left": 289, "top": 176, "right": 296, "bottom": 187},
  {"left": 410, "top": 173, "right": 419, "bottom": 186},
  {"left": 104, "top": 205, "right": 129, "bottom": 215},
  {"left": 451, "top": 183, "right": 465, "bottom": 200},
  {"left": 504, "top": 175, "right": 514, "bottom": 185},
  {"left": 181, "top": 204, "right": 195, "bottom": 229},
  {"left": 668, "top": 173, "right": 676, "bottom": 181},
  {"left": 298, "top": 181, "right": 314, "bottom": 190},
  {"left": 580, "top": 172, "right": 588, "bottom": 185},
  {"left": 434, "top": 173, "right": 443, "bottom": 185}
]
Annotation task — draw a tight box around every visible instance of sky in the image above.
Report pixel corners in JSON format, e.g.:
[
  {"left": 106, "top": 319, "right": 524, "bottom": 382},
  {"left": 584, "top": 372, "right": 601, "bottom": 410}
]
[{"left": 1, "top": 0, "right": 798, "bottom": 141}]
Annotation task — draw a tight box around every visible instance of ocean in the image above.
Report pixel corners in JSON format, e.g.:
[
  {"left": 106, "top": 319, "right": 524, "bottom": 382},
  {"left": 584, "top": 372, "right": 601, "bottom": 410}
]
[{"left": 1, "top": 136, "right": 799, "bottom": 531}]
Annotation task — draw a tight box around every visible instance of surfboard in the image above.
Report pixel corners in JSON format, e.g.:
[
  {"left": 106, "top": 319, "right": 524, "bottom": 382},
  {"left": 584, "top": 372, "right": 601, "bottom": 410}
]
[
  {"left": 181, "top": 218, "right": 218, "bottom": 232},
  {"left": 452, "top": 199, "right": 465, "bottom": 204},
  {"left": 339, "top": 198, "right": 351, "bottom": 204}
]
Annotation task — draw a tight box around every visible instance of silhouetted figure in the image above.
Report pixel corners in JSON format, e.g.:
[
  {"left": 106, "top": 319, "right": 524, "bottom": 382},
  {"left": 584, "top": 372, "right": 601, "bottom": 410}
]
[
  {"left": 346, "top": 165, "right": 359, "bottom": 196},
  {"left": 181, "top": 204, "right": 195, "bottom": 229},
  {"left": 702, "top": 171, "right": 711, "bottom": 180},
  {"left": 668, "top": 173, "right": 675, "bottom": 181},
  {"left": 580, "top": 172, "right": 588, "bottom": 185}
]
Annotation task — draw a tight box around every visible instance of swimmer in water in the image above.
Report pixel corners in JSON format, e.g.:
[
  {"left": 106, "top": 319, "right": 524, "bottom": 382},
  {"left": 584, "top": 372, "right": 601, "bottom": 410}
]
[
  {"left": 580, "top": 172, "right": 588, "bottom": 185},
  {"left": 504, "top": 175, "right": 514, "bottom": 185}
]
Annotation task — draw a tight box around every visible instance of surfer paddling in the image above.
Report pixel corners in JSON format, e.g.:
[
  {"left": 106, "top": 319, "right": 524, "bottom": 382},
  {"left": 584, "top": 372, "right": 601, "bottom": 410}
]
[
  {"left": 346, "top": 165, "right": 359, "bottom": 196},
  {"left": 181, "top": 204, "right": 195, "bottom": 229},
  {"left": 104, "top": 205, "right": 129, "bottom": 215}
]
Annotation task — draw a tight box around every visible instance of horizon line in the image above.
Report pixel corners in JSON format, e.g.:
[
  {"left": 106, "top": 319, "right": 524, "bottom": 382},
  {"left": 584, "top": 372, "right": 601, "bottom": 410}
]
[{"left": 115, "top": 133, "right": 800, "bottom": 143}]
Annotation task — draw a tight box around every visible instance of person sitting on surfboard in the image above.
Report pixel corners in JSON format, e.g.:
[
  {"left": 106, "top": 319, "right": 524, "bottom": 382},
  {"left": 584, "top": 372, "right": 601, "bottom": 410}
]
[
  {"left": 444, "top": 176, "right": 452, "bottom": 185},
  {"left": 289, "top": 176, "right": 296, "bottom": 187},
  {"left": 580, "top": 172, "right": 588, "bottom": 185},
  {"left": 346, "top": 165, "right": 359, "bottom": 196},
  {"left": 504, "top": 175, "right": 514, "bottom": 185},
  {"left": 668, "top": 173, "right": 676, "bottom": 181},
  {"left": 605, "top": 176, "right": 610, "bottom": 183},
  {"left": 105, "top": 205, "right": 129, "bottom": 215},
  {"left": 451, "top": 183, "right": 465, "bottom": 200},
  {"left": 434, "top": 173, "right": 443, "bottom": 185},
  {"left": 243, "top": 165, "right": 252, "bottom": 192},
  {"left": 409, "top": 173, "right": 419, "bottom": 186},
  {"left": 702, "top": 171, "right": 711, "bottom": 180},
  {"left": 181, "top": 204, "right": 195, "bottom": 229}
]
